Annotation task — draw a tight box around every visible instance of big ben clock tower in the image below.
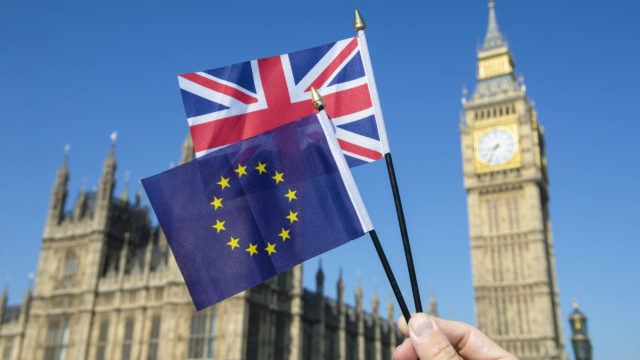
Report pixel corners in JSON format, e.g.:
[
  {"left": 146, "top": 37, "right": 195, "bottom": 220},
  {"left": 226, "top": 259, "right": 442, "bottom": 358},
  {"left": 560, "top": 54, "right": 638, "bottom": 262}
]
[{"left": 460, "top": 2, "right": 566, "bottom": 359}]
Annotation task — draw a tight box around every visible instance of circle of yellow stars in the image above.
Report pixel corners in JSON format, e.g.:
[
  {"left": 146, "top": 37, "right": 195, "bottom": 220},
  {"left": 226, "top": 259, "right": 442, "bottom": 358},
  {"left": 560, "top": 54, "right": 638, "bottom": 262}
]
[{"left": 208, "top": 161, "right": 300, "bottom": 258}]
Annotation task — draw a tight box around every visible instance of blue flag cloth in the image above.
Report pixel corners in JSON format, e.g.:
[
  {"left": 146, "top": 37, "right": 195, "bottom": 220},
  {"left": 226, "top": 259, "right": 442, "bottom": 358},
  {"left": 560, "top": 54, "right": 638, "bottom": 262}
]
[{"left": 142, "top": 113, "right": 373, "bottom": 310}]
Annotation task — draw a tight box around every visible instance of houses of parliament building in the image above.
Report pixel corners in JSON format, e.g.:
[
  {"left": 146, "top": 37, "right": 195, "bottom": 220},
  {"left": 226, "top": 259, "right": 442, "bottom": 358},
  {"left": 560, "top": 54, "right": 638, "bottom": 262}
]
[
  {"left": 0, "top": 130, "right": 406, "bottom": 360},
  {"left": 0, "top": 2, "right": 592, "bottom": 360}
]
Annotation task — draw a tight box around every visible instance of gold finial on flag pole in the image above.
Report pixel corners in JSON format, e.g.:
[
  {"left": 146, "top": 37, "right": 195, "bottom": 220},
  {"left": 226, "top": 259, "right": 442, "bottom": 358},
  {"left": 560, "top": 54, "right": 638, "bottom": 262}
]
[
  {"left": 354, "top": 9, "right": 366, "bottom": 32},
  {"left": 311, "top": 87, "right": 325, "bottom": 111}
]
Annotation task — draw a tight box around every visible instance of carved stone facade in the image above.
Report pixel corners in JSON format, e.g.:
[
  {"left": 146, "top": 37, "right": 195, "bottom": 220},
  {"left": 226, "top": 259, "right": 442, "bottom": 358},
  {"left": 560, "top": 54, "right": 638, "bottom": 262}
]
[
  {"left": 0, "top": 136, "right": 401, "bottom": 360},
  {"left": 460, "top": 2, "right": 566, "bottom": 359}
]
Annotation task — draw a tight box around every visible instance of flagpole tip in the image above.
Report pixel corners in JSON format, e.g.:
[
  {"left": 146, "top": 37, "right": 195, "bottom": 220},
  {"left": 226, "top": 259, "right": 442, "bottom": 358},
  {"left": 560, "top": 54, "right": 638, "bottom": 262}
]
[
  {"left": 310, "top": 87, "right": 325, "bottom": 111},
  {"left": 354, "top": 9, "right": 366, "bottom": 32}
]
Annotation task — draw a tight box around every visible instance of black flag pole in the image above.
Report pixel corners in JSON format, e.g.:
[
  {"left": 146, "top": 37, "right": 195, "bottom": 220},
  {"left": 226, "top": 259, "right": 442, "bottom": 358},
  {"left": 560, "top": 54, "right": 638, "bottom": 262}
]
[
  {"left": 369, "top": 229, "right": 411, "bottom": 322},
  {"left": 354, "top": 9, "right": 423, "bottom": 313},
  {"left": 311, "top": 88, "right": 411, "bottom": 322}
]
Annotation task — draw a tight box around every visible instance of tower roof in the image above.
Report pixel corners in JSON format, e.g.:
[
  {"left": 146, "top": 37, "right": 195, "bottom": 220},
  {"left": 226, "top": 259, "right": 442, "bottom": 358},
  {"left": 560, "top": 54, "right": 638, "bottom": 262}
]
[
  {"left": 315, "top": 259, "right": 324, "bottom": 285},
  {"left": 482, "top": 0, "right": 507, "bottom": 51}
]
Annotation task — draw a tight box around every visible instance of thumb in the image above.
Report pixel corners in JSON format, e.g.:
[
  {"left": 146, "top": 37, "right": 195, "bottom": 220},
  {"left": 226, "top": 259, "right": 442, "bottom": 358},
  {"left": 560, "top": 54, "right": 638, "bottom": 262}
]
[{"left": 408, "top": 313, "right": 461, "bottom": 360}]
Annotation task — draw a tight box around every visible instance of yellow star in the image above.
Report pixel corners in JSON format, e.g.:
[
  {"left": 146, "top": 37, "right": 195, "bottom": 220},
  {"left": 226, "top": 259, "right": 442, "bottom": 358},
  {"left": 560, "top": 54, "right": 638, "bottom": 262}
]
[
  {"left": 209, "top": 196, "right": 223, "bottom": 210},
  {"left": 234, "top": 164, "right": 247, "bottom": 177},
  {"left": 227, "top": 236, "right": 240, "bottom": 250},
  {"left": 212, "top": 219, "right": 226, "bottom": 233},
  {"left": 245, "top": 243, "right": 258, "bottom": 256},
  {"left": 286, "top": 210, "right": 299, "bottom": 224},
  {"left": 255, "top": 162, "right": 267, "bottom": 175},
  {"left": 272, "top": 171, "right": 284, "bottom": 184},
  {"left": 217, "top": 176, "right": 230, "bottom": 190},
  {"left": 278, "top": 228, "right": 290, "bottom": 242},
  {"left": 265, "top": 242, "right": 277, "bottom": 256},
  {"left": 284, "top": 189, "right": 297, "bottom": 202}
]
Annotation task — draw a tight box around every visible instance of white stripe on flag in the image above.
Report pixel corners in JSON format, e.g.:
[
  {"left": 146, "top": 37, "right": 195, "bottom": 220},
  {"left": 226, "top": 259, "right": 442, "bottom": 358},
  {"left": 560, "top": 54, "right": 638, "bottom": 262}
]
[{"left": 317, "top": 111, "right": 373, "bottom": 233}]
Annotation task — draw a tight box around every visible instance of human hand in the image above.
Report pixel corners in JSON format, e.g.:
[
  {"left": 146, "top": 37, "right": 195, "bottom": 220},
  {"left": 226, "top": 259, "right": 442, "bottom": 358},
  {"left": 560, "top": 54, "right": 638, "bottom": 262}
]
[{"left": 393, "top": 313, "right": 517, "bottom": 360}]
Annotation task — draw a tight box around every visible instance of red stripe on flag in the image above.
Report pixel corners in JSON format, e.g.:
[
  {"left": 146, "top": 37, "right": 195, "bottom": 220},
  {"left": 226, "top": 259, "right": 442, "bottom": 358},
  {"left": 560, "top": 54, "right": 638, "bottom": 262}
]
[
  {"left": 305, "top": 38, "right": 359, "bottom": 92},
  {"left": 190, "top": 102, "right": 314, "bottom": 153},
  {"left": 180, "top": 73, "right": 258, "bottom": 105},
  {"left": 337, "top": 139, "right": 383, "bottom": 161},
  {"left": 323, "top": 83, "right": 372, "bottom": 119},
  {"left": 258, "top": 56, "right": 292, "bottom": 109},
  {"left": 190, "top": 85, "right": 372, "bottom": 153}
]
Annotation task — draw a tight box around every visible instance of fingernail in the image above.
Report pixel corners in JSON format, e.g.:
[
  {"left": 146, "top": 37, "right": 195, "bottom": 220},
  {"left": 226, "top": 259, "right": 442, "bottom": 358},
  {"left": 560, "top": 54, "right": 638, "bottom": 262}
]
[{"left": 409, "top": 314, "right": 434, "bottom": 338}]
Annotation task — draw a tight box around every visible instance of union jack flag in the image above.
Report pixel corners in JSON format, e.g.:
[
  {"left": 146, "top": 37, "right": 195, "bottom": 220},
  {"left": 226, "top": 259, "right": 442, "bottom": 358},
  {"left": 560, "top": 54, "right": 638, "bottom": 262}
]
[{"left": 178, "top": 36, "right": 389, "bottom": 167}]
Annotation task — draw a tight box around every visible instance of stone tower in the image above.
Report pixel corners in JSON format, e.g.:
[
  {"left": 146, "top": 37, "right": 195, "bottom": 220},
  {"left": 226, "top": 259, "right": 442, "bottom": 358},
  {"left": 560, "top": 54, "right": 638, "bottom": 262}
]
[{"left": 459, "top": 1, "right": 565, "bottom": 359}]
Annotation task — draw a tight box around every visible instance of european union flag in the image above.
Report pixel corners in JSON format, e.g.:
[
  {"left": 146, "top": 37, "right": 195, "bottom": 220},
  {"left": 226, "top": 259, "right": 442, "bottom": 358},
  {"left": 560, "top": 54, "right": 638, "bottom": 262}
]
[{"left": 143, "top": 114, "right": 373, "bottom": 310}]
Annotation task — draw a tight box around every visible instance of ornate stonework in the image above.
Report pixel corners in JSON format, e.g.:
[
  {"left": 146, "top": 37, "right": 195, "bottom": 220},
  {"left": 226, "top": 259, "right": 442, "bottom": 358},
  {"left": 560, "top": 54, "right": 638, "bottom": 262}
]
[
  {"left": 460, "top": 2, "right": 566, "bottom": 359},
  {"left": 0, "top": 137, "right": 401, "bottom": 360}
]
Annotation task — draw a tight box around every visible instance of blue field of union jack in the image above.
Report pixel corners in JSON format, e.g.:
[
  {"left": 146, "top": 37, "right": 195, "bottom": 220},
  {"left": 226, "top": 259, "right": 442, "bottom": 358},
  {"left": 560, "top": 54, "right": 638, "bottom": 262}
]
[{"left": 178, "top": 36, "right": 389, "bottom": 167}]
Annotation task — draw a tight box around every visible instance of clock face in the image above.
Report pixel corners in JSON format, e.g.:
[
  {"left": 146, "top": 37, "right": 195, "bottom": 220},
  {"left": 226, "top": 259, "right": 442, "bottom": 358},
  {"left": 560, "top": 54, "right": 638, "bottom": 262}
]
[{"left": 477, "top": 129, "right": 517, "bottom": 166}]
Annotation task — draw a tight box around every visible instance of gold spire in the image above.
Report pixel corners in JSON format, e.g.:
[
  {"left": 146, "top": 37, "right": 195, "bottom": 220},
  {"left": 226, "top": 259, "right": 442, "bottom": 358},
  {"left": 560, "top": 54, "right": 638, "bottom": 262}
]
[
  {"left": 354, "top": 9, "right": 366, "bottom": 32},
  {"left": 310, "top": 87, "right": 325, "bottom": 110}
]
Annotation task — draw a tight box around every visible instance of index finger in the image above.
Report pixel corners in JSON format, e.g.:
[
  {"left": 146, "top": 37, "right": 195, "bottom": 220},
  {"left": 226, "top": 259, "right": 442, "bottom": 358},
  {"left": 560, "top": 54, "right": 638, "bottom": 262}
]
[{"left": 431, "top": 317, "right": 516, "bottom": 360}]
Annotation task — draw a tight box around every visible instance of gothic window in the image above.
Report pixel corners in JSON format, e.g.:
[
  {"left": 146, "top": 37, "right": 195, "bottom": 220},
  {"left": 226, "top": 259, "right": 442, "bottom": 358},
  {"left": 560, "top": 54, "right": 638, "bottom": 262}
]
[
  {"left": 61, "top": 252, "right": 77, "bottom": 284},
  {"left": 512, "top": 198, "right": 520, "bottom": 229},
  {"left": 382, "top": 342, "right": 391, "bottom": 360},
  {"left": 507, "top": 198, "right": 514, "bottom": 230},
  {"left": 246, "top": 306, "right": 260, "bottom": 360},
  {"left": 273, "top": 313, "right": 287, "bottom": 359},
  {"left": 187, "top": 309, "right": 216, "bottom": 359},
  {"left": 492, "top": 200, "right": 500, "bottom": 233},
  {"left": 506, "top": 197, "right": 521, "bottom": 231},
  {"left": 2, "top": 340, "right": 12, "bottom": 360},
  {"left": 43, "top": 318, "right": 69, "bottom": 360},
  {"left": 147, "top": 315, "right": 161, "bottom": 360},
  {"left": 485, "top": 199, "right": 500, "bottom": 234},
  {"left": 121, "top": 317, "right": 134, "bottom": 360},
  {"left": 365, "top": 339, "right": 375, "bottom": 359},
  {"left": 325, "top": 327, "right": 338, "bottom": 360},
  {"left": 301, "top": 321, "right": 313, "bottom": 360},
  {"left": 96, "top": 319, "right": 109, "bottom": 360},
  {"left": 346, "top": 333, "right": 357, "bottom": 359}
]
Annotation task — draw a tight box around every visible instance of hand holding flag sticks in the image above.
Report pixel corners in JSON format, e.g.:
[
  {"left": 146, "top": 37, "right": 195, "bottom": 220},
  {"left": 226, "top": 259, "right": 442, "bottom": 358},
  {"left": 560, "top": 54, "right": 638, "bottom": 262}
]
[
  {"left": 354, "top": 9, "right": 424, "bottom": 313},
  {"left": 312, "top": 87, "right": 411, "bottom": 322}
]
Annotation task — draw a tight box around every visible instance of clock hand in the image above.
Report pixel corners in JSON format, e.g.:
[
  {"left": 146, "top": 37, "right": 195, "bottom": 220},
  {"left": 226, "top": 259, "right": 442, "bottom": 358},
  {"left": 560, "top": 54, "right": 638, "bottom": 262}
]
[{"left": 487, "top": 148, "right": 497, "bottom": 163}]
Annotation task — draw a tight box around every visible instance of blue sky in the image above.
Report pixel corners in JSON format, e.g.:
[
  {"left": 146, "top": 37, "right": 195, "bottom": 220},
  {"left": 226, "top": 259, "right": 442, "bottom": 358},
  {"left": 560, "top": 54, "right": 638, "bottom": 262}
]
[{"left": 1, "top": 0, "right": 639, "bottom": 358}]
